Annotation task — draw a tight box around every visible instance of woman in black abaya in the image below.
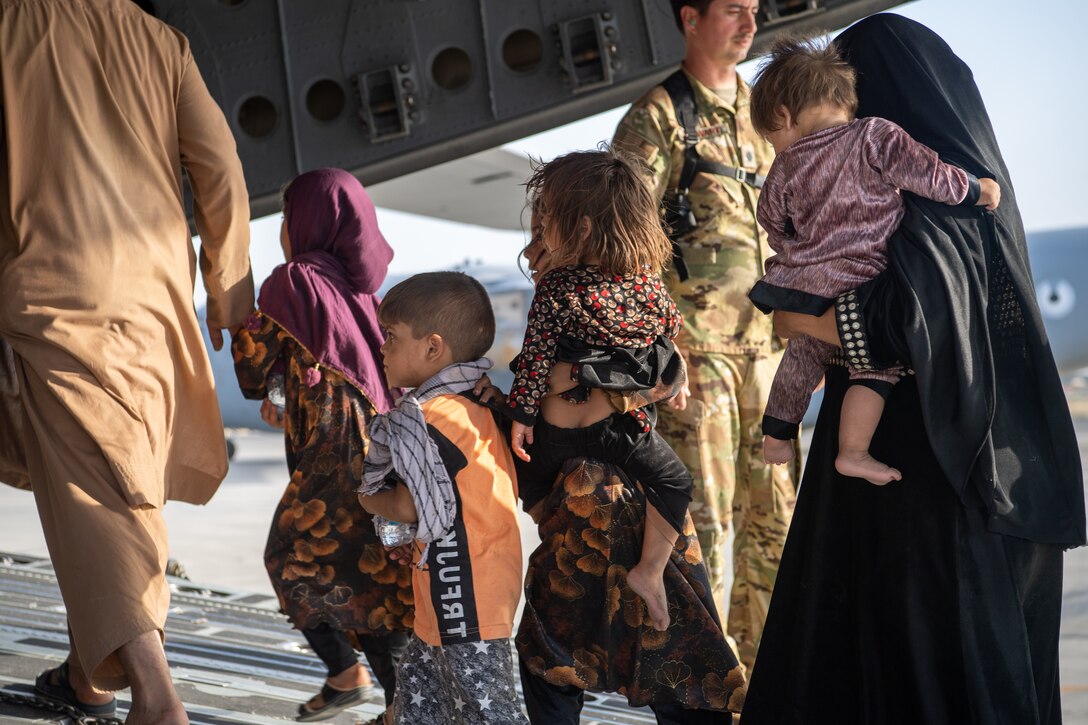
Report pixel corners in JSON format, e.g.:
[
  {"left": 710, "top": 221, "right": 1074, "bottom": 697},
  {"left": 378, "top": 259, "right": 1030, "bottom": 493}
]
[{"left": 742, "top": 14, "right": 1086, "bottom": 725}]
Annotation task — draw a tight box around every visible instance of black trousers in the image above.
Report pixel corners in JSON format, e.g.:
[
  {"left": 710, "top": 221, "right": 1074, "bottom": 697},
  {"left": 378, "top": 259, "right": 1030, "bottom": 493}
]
[
  {"left": 519, "top": 657, "right": 733, "bottom": 724},
  {"left": 517, "top": 412, "right": 692, "bottom": 535},
  {"left": 302, "top": 624, "right": 409, "bottom": 706}
]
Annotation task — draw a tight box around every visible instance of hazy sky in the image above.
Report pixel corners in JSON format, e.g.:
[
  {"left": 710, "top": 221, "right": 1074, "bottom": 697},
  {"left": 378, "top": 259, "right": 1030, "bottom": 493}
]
[{"left": 234, "top": 0, "right": 1087, "bottom": 288}]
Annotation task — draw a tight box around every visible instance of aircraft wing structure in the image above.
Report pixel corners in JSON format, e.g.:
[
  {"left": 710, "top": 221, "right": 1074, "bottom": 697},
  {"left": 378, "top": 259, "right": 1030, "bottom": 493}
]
[
  {"left": 142, "top": 0, "right": 909, "bottom": 221},
  {"left": 368, "top": 147, "right": 532, "bottom": 231}
]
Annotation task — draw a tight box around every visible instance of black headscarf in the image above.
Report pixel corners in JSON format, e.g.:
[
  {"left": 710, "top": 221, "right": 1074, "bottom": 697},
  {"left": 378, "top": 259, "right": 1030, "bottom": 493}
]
[{"left": 836, "top": 14, "right": 1085, "bottom": 546}]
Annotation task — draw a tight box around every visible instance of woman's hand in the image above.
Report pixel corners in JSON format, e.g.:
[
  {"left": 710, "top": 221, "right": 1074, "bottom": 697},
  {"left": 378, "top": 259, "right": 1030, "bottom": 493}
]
[
  {"left": 472, "top": 374, "right": 507, "bottom": 405},
  {"left": 511, "top": 421, "right": 534, "bottom": 462},
  {"left": 666, "top": 383, "right": 691, "bottom": 411},
  {"left": 666, "top": 352, "right": 690, "bottom": 411},
  {"left": 977, "top": 178, "right": 1001, "bottom": 211},
  {"left": 260, "top": 399, "right": 285, "bottom": 429},
  {"left": 772, "top": 311, "right": 800, "bottom": 340},
  {"left": 773, "top": 308, "right": 840, "bottom": 347}
]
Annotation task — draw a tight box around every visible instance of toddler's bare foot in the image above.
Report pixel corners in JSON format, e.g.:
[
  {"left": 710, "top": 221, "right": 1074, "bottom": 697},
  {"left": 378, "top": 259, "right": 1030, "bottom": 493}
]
[
  {"left": 627, "top": 562, "right": 670, "bottom": 631},
  {"left": 763, "top": 435, "right": 795, "bottom": 465},
  {"left": 836, "top": 450, "right": 901, "bottom": 485}
]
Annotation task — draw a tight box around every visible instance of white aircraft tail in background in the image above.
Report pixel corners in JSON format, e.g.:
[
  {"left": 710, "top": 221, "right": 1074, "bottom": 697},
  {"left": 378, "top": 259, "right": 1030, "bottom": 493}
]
[{"left": 1029, "top": 227, "right": 1088, "bottom": 374}]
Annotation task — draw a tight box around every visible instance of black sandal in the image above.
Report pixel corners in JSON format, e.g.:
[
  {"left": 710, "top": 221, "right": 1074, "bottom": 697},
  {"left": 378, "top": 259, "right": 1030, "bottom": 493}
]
[
  {"left": 296, "top": 681, "right": 368, "bottom": 722},
  {"left": 34, "top": 661, "right": 117, "bottom": 719}
]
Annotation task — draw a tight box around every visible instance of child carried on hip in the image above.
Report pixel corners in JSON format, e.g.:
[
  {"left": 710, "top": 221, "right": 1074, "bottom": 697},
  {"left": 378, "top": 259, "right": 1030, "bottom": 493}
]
[
  {"left": 747, "top": 35, "right": 1000, "bottom": 485},
  {"left": 503, "top": 149, "right": 694, "bottom": 632}
]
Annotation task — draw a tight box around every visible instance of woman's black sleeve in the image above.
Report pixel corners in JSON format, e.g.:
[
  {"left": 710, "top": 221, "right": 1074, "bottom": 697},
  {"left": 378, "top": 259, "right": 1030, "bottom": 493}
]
[{"left": 834, "top": 272, "right": 911, "bottom": 370}]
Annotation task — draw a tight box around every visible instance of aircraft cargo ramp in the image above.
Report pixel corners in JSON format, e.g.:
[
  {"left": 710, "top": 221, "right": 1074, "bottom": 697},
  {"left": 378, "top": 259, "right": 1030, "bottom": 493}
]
[
  {"left": 0, "top": 552, "right": 659, "bottom": 724},
  {"left": 1, "top": 384, "right": 1086, "bottom": 723}
]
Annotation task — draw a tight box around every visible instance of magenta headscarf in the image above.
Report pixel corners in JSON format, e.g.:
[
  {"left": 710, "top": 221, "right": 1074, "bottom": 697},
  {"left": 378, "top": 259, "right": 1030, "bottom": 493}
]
[{"left": 258, "top": 168, "right": 397, "bottom": 413}]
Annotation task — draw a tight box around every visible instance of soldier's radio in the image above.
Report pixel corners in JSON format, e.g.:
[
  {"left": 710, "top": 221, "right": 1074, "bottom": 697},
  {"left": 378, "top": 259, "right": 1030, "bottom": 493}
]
[
  {"left": 664, "top": 191, "right": 697, "bottom": 238},
  {"left": 663, "top": 190, "right": 696, "bottom": 282},
  {"left": 659, "top": 70, "right": 767, "bottom": 284}
]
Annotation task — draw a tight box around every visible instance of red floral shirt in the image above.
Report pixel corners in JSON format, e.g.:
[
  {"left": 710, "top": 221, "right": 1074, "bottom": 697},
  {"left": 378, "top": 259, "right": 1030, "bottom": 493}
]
[{"left": 507, "top": 264, "right": 682, "bottom": 425}]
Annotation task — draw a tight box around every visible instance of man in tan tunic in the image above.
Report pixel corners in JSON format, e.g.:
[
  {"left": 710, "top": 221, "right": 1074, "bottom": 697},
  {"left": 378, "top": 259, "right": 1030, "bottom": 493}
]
[{"left": 0, "top": 0, "right": 253, "bottom": 721}]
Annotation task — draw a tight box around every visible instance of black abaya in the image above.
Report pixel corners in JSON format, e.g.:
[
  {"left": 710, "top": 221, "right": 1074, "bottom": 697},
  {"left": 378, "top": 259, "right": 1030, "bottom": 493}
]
[
  {"left": 743, "top": 367, "right": 1064, "bottom": 725},
  {"left": 743, "top": 13, "right": 1081, "bottom": 724},
  {"left": 836, "top": 14, "right": 1084, "bottom": 545}
]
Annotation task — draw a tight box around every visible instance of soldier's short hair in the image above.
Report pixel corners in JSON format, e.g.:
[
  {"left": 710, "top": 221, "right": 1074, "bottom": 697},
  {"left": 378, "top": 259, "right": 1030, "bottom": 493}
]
[
  {"left": 526, "top": 148, "right": 672, "bottom": 277},
  {"left": 379, "top": 272, "right": 495, "bottom": 362},
  {"left": 669, "top": 0, "right": 715, "bottom": 32},
  {"left": 749, "top": 34, "right": 858, "bottom": 136}
]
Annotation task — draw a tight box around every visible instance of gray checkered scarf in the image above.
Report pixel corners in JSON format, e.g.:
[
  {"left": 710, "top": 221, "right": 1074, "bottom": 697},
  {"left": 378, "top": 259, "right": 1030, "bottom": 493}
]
[{"left": 360, "top": 358, "right": 492, "bottom": 562}]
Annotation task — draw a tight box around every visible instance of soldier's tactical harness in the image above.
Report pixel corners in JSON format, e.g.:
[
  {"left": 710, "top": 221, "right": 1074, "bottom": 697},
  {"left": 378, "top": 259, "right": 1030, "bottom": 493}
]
[{"left": 661, "top": 69, "right": 766, "bottom": 281}]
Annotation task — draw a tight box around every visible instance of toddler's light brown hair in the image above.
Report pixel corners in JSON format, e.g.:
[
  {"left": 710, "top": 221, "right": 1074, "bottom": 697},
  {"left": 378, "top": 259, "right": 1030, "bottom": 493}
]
[{"left": 750, "top": 34, "right": 858, "bottom": 136}]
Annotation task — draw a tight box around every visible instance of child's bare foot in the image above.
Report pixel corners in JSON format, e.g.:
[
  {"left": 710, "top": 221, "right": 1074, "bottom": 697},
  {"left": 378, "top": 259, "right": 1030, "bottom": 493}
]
[
  {"left": 763, "top": 435, "right": 795, "bottom": 465},
  {"left": 836, "top": 449, "right": 901, "bottom": 485},
  {"left": 627, "top": 562, "right": 670, "bottom": 631}
]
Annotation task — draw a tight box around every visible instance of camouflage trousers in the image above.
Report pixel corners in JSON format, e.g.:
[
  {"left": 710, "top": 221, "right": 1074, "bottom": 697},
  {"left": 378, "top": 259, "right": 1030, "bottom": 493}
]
[{"left": 657, "top": 349, "right": 798, "bottom": 673}]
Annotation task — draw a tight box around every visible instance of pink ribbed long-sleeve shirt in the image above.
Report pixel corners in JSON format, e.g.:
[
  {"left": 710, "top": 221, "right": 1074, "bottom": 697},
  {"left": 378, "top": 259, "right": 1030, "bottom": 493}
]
[
  {"left": 757, "top": 117, "right": 973, "bottom": 434},
  {"left": 756, "top": 117, "right": 970, "bottom": 303}
]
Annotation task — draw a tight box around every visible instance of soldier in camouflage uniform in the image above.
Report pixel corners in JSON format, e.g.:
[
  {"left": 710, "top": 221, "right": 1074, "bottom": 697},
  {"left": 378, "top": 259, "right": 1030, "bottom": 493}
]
[{"left": 611, "top": 0, "right": 798, "bottom": 673}]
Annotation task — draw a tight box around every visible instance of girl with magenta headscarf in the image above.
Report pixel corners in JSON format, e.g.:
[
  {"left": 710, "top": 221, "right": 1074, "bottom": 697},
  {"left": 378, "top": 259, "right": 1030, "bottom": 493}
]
[
  {"left": 742, "top": 15, "right": 1085, "bottom": 725},
  {"left": 233, "top": 168, "right": 411, "bottom": 725}
]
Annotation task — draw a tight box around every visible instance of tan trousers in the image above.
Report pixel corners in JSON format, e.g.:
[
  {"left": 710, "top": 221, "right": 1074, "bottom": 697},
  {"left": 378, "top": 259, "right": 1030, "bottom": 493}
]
[
  {"left": 18, "top": 358, "right": 169, "bottom": 691},
  {"left": 657, "top": 349, "right": 798, "bottom": 673}
]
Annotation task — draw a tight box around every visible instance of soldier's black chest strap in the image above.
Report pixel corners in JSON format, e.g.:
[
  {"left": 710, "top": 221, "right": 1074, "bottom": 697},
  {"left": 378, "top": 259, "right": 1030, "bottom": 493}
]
[{"left": 662, "top": 69, "right": 766, "bottom": 192}]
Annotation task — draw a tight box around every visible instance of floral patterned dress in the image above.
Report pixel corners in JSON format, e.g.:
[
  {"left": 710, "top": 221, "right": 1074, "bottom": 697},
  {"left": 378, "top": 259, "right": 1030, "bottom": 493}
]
[
  {"left": 516, "top": 457, "right": 746, "bottom": 714},
  {"left": 233, "top": 311, "right": 413, "bottom": 635}
]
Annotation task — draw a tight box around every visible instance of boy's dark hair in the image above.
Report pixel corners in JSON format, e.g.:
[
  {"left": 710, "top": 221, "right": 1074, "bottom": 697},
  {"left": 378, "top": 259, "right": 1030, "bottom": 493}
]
[
  {"left": 379, "top": 272, "right": 495, "bottom": 362},
  {"left": 749, "top": 33, "right": 857, "bottom": 136},
  {"left": 525, "top": 148, "right": 671, "bottom": 276},
  {"left": 669, "top": 0, "right": 714, "bottom": 32}
]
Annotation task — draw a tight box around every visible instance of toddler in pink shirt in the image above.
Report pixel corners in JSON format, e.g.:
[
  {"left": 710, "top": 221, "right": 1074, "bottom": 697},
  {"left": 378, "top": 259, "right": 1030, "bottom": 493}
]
[{"left": 748, "top": 35, "right": 999, "bottom": 485}]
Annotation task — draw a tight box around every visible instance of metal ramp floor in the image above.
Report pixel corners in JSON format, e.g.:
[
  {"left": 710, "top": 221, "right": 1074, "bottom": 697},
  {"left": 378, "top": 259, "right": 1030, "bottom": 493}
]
[{"left": 0, "top": 551, "right": 659, "bottom": 724}]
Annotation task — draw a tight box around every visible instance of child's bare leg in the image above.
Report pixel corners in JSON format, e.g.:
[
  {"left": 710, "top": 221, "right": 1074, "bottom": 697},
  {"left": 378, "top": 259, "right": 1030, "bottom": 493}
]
[
  {"left": 626, "top": 503, "right": 678, "bottom": 631},
  {"left": 764, "top": 435, "right": 795, "bottom": 465},
  {"left": 836, "top": 384, "right": 901, "bottom": 485}
]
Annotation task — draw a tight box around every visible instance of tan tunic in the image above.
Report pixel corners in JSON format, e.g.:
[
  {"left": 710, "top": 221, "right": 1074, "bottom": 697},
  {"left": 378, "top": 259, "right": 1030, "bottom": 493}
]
[
  {"left": 0, "top": 0, "right": 253, "bottom": 687},
  {"left": 0, "top": 0, "right": 253, "bottom": 507}
]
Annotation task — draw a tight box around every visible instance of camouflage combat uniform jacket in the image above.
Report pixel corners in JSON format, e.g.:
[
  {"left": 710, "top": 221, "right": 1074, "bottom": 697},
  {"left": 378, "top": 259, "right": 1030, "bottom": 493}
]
[
  {"left": 613, "top": 69, "right": 797, "bottom": 674},
  {"left": 612, "top": 69, "right": 778, "bottom": 356}
]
